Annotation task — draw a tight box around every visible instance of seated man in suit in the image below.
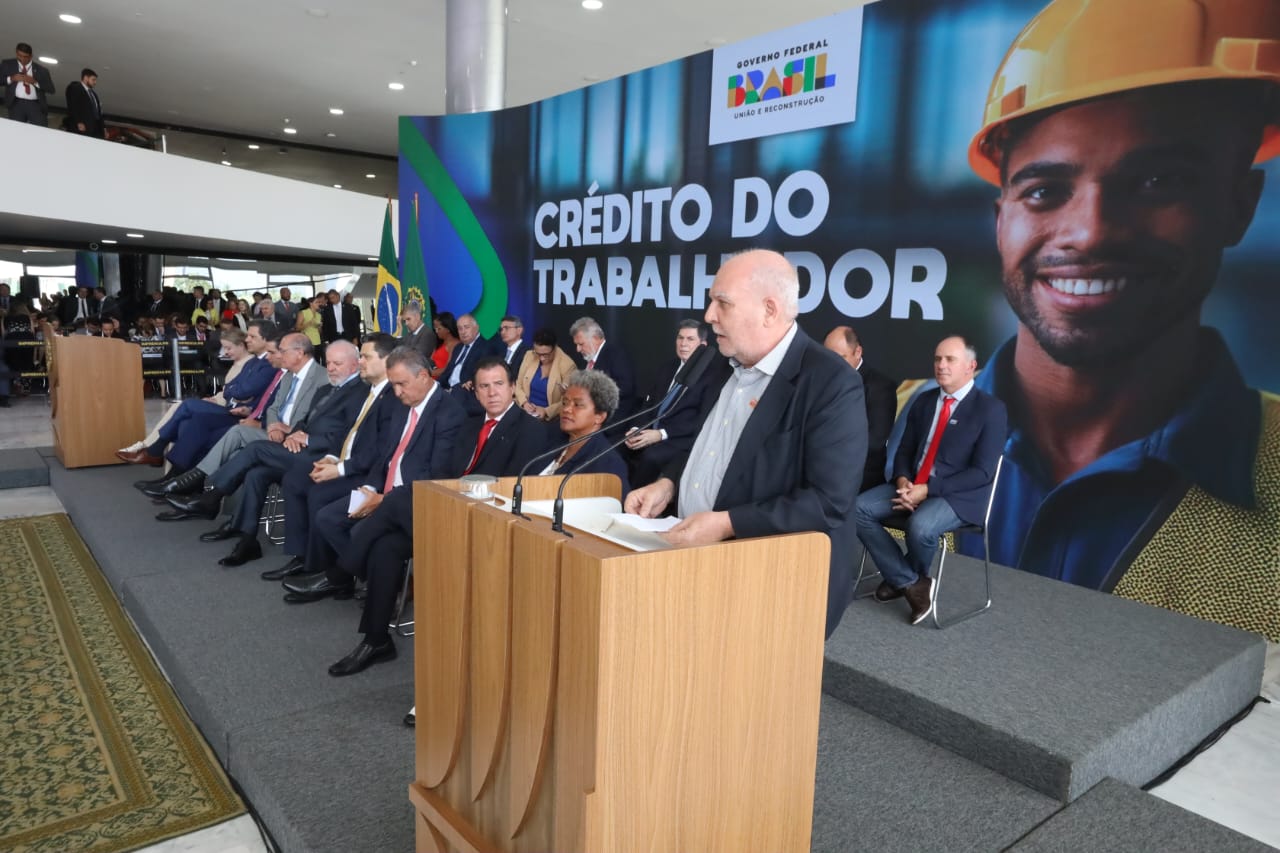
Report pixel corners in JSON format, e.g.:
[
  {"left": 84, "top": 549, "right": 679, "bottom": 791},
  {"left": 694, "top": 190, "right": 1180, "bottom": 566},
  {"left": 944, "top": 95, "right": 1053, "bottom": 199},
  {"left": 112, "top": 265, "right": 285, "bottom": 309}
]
[
  {"left": 160, "top": 340, "right": 367, "bottom": 565},
  {"left": 495, "top": 314, "right": 529, "bottom": 378},
  {"left": 623, "top": 319, "right": 718, "bottom": 488},
  {"left": 625, "top": 250, "right": 868, "bottom": 639},
  {"left": 398, "top": 303, "right": 438, "bottom": 360},
  {"left": 439, "top": 312, "right": 492, "bottom": 390},
  {"left": 824, "top": 326, "right": 899, "bottom": 492},
  {"left": 854, "top": 335, "right": 1007, "bottom": 625},
  {"left": 282, "top": 346, "right": 466, "bottom": 676},
  {"left": 570, "top": 316, "right": 636, "bottom": 423},
  {"left": 450, "top": 356, "right": 549, "bottom": 477},
  {"left": 261, "top": 334, "right": 400, "bottom": 582},
  {"left": 146, "top": 332, "right": 327, "bottom": 501},
  {"left": 124, "top": 321, "right": 280, "bottom": 477}
]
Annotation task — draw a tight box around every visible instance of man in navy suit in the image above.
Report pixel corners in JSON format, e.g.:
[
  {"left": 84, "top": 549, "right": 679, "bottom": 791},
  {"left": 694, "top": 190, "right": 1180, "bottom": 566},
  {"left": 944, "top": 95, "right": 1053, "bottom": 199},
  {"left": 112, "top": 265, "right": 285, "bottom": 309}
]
[
  {"left": 282, "top": 346, "right": 465, "bottom": 676},
  {"left": 495, "top": 314, "right": 530, "bottom": 379},
  {"left": 625, "top": 250, "right": 868, "bottom": 639},
  {"left": 623, "top": 319, "right": 717, "bottom": 488},
  {"left": 260, "top": 334, "right": 400, "bottom": 582},
  {"left": 855, "top": 336, "right": 1007, "bottom": 625},
  {"left": 570, "top": 315, "right": 636, "bottom": 423},
  {"left": 824, "top": 325, "right": 899, "bottom": 492}
]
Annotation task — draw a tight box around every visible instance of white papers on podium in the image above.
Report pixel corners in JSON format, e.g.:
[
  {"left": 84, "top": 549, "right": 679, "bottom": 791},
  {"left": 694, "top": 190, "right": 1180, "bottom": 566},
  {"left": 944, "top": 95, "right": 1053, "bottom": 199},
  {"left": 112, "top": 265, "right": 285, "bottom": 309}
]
[{"left": 519, "top": 498, "right": 677, "bottom": 551}]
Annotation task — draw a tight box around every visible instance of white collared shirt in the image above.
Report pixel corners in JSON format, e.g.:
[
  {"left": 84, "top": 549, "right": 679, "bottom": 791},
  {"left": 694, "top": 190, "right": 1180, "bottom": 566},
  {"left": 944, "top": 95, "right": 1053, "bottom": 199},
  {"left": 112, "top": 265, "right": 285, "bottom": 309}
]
[
  {"left": 390, "top": 383, "right": 438, "bottom": 488},
  {"left": 917, "top": 379, "right": 975, "bottom": 472},
  {"left": 279, "top": 358, "right": 315, "bottom": 424}
]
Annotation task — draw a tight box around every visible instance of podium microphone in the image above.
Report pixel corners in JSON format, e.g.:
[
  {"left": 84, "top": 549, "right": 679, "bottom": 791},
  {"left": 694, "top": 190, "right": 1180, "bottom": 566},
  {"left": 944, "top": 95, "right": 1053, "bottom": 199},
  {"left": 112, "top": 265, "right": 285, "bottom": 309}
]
[
  {"left": 551, "top": 383, "right": 691, "bottom": 535},
  {"left": 511, "top": 382, "right": 685, "bottom": 519}
]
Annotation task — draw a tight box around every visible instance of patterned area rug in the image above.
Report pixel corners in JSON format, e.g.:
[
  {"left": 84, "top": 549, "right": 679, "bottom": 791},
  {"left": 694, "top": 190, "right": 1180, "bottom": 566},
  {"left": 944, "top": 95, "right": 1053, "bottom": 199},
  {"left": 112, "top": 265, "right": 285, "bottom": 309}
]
[{"left": 0, "top": 514, "right": 245, "bottom": 853}]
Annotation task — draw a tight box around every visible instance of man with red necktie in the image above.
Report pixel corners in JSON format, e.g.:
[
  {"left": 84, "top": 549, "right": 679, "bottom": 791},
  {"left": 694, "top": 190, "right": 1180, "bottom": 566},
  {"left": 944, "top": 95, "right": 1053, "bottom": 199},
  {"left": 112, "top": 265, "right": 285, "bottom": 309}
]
[
  {"left": 281, "top": 346, "right": 465, "bottom": 676},
  {"left": 2, "top": 43, "right": 55, "bottom": 125},
  {"left": 854, "top": 336, "right": 1007, "bottom": 625}
]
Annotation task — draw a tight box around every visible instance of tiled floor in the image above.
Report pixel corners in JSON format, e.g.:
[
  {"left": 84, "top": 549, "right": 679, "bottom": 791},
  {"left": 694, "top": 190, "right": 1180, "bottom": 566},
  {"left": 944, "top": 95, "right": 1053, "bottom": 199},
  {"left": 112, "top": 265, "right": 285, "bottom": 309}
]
[{"left": 3, "top": 394, "right": 1278, "bottom": 851}]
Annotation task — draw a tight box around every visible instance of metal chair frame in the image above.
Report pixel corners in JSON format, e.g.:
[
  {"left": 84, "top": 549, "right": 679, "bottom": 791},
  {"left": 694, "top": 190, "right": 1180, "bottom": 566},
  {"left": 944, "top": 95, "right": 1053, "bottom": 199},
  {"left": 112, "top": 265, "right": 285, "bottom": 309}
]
[
  {"left": 853, "top": 456, "right": 1003, "bottom": 629},
  {"left": 260, "top": 483, "right": 287, "bottom": 545},
  {"left": 390, "top": 558, "right": 414, "bottom": 637}
]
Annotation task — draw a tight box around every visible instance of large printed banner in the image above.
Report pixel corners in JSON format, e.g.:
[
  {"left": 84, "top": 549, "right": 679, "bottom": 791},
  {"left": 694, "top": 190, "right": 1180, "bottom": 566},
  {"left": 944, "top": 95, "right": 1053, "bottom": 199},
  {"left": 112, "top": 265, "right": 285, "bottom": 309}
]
[{"left": 402, "top": 0, "right": 1280, "bottom": 639}]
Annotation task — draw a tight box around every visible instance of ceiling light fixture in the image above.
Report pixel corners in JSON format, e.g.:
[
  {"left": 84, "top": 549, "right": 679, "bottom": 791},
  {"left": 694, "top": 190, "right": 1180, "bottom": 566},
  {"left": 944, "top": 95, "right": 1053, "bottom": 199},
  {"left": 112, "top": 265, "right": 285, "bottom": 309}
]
[
  {"left": 365, "top": 173, "right": 376, "bottom": 179},
  {"left": 388, "top": 82, "right": 405, "bottom": 91},
  {"left": 58, "top": 13, "right": 82, "bottom": 24},
  {"left": 125, "top": 233, "right": 144, "bottom": 238},
  {"left": 582, "top": 0, "right": 603, "bottom": 9},
  {"left": 39, "top": 56, "right": 58, "bottom": 65},
  {"left": 325, "top": 132, "right": 337, "bottom": 138},
  {"left": 101, "top": 239, "right": 118, "bottom": 244},
  {"left": 283, "top": 127, "right": 298, "bottom": 134},
  {"left": 333, "top": 184, "right": 342, "bottom": 189},
  {"left": 221, "top": 160, "right": 232, "bottom": 166},
  {"left": 247, "top": 143, "right": 260, "bottom": 150},
  {"left": 367, "top": 257, "right": 378, "bottom": 262},
  {"left": 329, "top": 107, "right": 344, "bottom": 115}
]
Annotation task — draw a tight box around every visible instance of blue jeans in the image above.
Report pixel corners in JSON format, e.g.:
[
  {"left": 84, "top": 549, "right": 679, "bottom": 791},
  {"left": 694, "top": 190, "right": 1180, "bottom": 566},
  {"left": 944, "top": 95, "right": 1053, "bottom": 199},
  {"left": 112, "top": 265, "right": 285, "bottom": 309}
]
[{"left": 855, "top": 484, "right": 962, "bottom": 589}]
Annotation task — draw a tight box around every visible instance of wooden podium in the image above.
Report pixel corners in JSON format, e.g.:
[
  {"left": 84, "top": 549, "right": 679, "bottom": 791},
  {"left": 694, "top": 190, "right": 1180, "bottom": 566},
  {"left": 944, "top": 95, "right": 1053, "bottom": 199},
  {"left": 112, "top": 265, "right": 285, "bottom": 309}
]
[
  {"left": 48, "top": 331, "right": 144, "bottom": 468},
  {"left": 410, "top": 475, "right": 830, "bottom": 853}
]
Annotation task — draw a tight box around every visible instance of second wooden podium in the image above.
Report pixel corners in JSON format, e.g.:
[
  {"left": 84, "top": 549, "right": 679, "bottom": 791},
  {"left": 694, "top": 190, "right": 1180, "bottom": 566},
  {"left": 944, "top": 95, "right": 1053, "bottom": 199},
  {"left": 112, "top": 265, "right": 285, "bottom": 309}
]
[{"left": 409, "top": 475, "right": 830, "bottom": 852}]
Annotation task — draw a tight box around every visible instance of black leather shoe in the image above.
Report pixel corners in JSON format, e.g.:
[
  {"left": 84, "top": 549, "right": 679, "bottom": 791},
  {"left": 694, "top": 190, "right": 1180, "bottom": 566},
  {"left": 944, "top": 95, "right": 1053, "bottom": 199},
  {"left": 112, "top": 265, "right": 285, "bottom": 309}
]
[
  {"left": 282, "top": 574, "right": 354, "bottom": 602},
  {"left": 403, "top": 708, "right": 415, "bottom": 727},
  {"left": 199, "top": 523, "right": 241, "bottom": 542},
  {"left": 328, "top": 638, "right": 397, "bottom": 677},
  {"left": 260, "top": 557, "right": 306, "bottom": 581},
  {"left": 141, "top": 469, "right": 196, "bottom": 498},
  {"left": 219, "top": 536, "right": 263, "bottom": 567},
  {"left": 165, "top": 488, "right": 224, "bottom": 520},
  {"left": 133, "top": 471, "right": 173, "bottom": 491},
  {"left": 153, "top": 468, "right": 206, "bottom": 498},
  {"left": 904, "top": 576, "right": 937, "bottom": 626},
  {"left": 874, "top": 581, "right": 905, "bottom": 602}
]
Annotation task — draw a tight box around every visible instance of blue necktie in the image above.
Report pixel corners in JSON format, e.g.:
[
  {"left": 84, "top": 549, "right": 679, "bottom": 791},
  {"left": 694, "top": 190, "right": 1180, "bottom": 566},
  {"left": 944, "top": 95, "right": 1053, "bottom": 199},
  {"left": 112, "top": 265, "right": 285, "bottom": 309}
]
[{"left": 280, "top": 377, "right": 300, "bottom": 422}]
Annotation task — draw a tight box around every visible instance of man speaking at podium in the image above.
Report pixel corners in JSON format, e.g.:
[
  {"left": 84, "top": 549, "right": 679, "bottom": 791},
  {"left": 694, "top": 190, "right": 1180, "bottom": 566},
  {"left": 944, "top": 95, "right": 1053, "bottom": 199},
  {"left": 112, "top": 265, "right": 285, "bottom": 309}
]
[{"left": 625, "top": 249, "right": 868, "bottom": 638}]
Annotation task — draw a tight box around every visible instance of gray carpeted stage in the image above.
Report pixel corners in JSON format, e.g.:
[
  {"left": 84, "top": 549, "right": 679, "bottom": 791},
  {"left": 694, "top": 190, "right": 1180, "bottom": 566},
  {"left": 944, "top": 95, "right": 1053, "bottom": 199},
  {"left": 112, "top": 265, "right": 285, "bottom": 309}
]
[{"left": 32, "top": 451, "right": 1273, "bottom": 853}]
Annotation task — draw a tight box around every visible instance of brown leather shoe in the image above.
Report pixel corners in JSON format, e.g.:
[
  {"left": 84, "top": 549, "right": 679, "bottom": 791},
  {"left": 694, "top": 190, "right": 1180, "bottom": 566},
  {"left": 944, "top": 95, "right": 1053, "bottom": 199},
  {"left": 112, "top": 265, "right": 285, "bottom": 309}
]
[
  {"left": 117, "top": 448, "right": 164, "bottom": 466},
  {"left": 874, "top": 581, "right": 904, "bottom": 602},
  {"left": 903, "top": 576, "right": 936, "bottom": 626}
]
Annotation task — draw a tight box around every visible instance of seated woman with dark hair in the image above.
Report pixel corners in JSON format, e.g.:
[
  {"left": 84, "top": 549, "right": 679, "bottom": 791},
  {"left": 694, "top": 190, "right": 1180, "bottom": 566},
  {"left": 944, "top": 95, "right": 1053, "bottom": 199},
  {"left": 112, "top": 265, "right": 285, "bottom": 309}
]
[
  {"left": 429, "top": 311, "right": 459, "bottom": 375},
  {"left": 515, "top": 328, "right": 576, "bottom": 421},
  {"left": 538, "top": 369, "right": 630, "bottom": 499}
]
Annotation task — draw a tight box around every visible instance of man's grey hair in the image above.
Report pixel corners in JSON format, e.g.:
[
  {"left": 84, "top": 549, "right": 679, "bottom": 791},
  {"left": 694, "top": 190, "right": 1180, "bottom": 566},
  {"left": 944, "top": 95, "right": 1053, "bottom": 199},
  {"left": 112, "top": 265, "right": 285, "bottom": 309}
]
[
  {"left": 402, "top": 303, "right": 422, "bottom": 320},
  {"left": 570, "top": 316, "right": 605, "bottom": 341},
  {"left": 566, "top": 369, "right": 620, "bottom": 419},
  {"left": 386, "top": 345, "right": 432, "bottom": 376},
  {"left": 730, "top": 249, "right": 800, "bottom": 320},
  {"left": 325, "top": 339, "right": 359, "bottom": 363}
]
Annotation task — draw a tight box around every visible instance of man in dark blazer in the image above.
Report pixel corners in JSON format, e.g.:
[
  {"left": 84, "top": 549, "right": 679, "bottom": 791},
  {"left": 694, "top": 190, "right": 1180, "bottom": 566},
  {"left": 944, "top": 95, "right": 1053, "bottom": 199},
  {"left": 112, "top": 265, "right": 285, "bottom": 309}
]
[
  {"left": 283, "top": 346, "right": 465, "bottom": 676},
  {"left": 495, "top": 314, "right": 530, "bottom": 379},
  {"left": 854, "top": 335, "right": 1007, "bottom": 625},
  {"left": 64, "top": 68, "right": 104, "bottom": 137},
  {"left": 448, "top": 357, "right": 548, "bottom": 477},
  {"left": 397, "top": 303, "right": 438, "bottom": 361},
  {"left": 439, "top": 312, "right": 499, "bottom": 417},
  {"left": 570, "top": 316, "right": 637, "bottom": 423},
  {"left": 162, "top": 340, "right": 369, "bottom": 564},
  {"left": 625, "top": 250, "right": 868, "bottom": 639},
  {"left": 320, "top": 290, "right": 361, "bottom": 345},
  {"left": 824, "top": 326, "right": 899, "bottom": 492},
  {"left": 623, "top": 319, "right": 718, "bottom": 489},
  {"left": 2, "top": 43, "right": 55, "bottom": 124},
  {"left": 267, "top": 334, "right": 400, "bottom": 581}
]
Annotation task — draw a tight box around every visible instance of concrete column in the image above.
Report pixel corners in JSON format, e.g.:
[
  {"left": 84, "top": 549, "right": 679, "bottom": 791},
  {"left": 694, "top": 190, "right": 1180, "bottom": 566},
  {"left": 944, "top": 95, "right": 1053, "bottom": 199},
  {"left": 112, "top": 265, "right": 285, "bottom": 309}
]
[{"left": 445, "top": 0, "right": 507, "bottom": 114}]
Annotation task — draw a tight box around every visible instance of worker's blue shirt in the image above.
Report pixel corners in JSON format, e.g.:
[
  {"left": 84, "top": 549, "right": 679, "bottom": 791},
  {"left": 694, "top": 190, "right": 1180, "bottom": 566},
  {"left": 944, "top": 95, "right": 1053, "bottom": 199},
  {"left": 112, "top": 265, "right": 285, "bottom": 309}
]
[{"left": 961, "top": 330, "right": 1259, "bottom": 590}]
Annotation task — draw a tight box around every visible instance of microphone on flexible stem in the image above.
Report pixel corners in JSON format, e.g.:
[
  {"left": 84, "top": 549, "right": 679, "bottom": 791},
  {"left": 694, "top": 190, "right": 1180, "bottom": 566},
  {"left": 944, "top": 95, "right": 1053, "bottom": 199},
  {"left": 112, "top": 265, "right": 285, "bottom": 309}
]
[
  {"left": 551, "top": 383, "right": 691, "bottom": 535},
  {"left": 511, "top": 381, "right": 686, "bottom": 519}
]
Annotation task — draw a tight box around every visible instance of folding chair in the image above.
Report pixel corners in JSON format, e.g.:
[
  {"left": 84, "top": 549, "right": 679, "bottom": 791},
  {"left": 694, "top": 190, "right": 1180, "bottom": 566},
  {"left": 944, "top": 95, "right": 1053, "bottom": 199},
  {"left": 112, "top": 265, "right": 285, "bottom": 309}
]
[{"left": 854, "top": 456, "right": 1003, "bottom": 628}]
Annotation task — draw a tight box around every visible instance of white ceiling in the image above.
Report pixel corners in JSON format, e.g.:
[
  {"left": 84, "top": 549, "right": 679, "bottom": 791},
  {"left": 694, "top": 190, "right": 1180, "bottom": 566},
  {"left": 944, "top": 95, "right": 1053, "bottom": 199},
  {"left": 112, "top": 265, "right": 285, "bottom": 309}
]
[{"left": 8, "top": 0, "right": 861, "bottom": 158}]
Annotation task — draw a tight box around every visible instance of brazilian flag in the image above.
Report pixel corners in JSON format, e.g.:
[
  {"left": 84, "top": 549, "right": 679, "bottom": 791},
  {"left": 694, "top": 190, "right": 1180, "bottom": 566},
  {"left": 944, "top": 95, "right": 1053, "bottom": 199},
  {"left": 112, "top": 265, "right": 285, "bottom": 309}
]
[
  {"left": 400, "top": 197, "right": 430, "bottom": 318},
  {"left": 374, "top": 201, "right": 402, "bottom": 335}
]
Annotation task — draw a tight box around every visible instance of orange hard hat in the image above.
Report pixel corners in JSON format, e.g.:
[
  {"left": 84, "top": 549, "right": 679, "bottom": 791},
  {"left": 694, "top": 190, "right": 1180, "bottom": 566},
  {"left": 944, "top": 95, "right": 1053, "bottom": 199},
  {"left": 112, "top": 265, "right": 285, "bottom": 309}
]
[{"left": 969, "top": 0, "right": 1280, "bottom": 186}]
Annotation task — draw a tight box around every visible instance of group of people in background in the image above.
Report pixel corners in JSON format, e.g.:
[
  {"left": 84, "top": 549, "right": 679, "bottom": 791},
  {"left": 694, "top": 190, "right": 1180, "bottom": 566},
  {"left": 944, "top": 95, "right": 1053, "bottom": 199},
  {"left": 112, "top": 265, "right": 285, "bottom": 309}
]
[{"left": 3, "top": 41, "right": 106, "bottom": 137}]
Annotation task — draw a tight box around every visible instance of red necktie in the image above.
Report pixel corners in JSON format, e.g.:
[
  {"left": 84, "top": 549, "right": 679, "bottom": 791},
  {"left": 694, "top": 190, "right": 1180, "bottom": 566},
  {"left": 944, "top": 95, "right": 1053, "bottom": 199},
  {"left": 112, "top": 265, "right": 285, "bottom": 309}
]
[
  {"left": 20, "top": 64, "right": 31, "bottom": 95},
  {"left": 248, "top": 370, "right": 284, "bottom": 420},
  {"left": 586, "top": 359, "right": 595, "bottom": 370},
  {"left": 463, "top": 418, "right": 498, "bottom": 475},
  {"left": 384, "top": 407, "right": 421, "bottom": 493},
  {"left": 914, "top": 395, "right": 955, "bottom": 485}
]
